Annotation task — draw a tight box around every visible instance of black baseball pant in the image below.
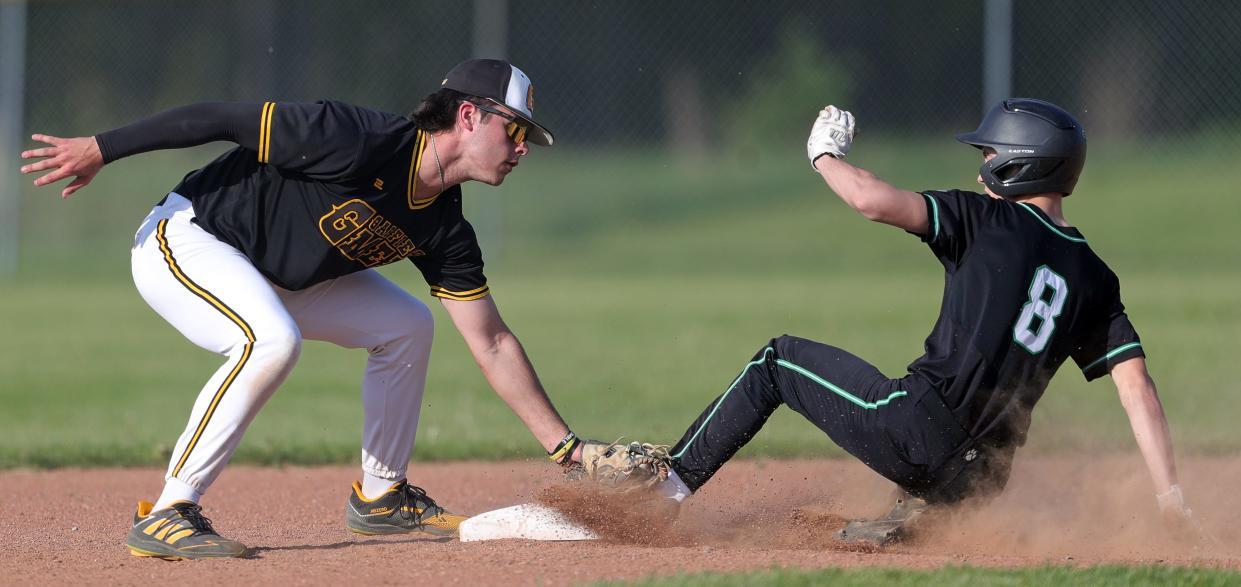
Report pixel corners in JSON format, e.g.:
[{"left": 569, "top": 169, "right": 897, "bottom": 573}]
[{"left": 669, "top": 335, "right": 996, "bottom": 503}]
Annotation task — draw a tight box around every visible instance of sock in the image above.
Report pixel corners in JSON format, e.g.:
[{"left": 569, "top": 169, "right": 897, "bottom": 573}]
[
  {"left": 655, "top": 468, "right": 692, "bottom": 503},
  {"left": 153, "top": 477, "right": 202, "bottom": 512},
  {"left": 361, "top": 472, "right": 401, "bottom": 500}
]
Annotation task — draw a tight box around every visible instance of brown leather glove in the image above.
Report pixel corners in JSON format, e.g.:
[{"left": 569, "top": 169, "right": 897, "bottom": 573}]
[{"left": 574, "top": 440, "right": 672, "bottom": 492}]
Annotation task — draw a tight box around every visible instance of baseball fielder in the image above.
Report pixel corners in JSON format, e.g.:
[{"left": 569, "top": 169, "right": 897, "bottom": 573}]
[
  {"left": 638, "top": 100, "right": 1201, "bottom": 545},
  {"left": 21, "top": 59, "right": 590, "bottom": 559}
]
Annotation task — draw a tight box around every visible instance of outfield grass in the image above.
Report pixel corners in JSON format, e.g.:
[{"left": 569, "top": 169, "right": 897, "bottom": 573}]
[
  {"left": 596, "top": 565, "right": 1241, "bottom": 586},
  {"left": 2, "top": 138, "right": 1237, "bottom": 467}
]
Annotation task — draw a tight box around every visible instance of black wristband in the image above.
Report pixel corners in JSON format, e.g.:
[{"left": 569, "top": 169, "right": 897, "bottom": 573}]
[
  {"left": 556, "top": 437, "right": 582, "bottom": 466},
  {"left": 548, "top": 431, "right": 578, "bottom": 463}
]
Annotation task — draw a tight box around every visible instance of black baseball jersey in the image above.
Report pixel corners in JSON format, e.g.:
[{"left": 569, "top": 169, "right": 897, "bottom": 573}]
[
  {"left": 908, "top": 189, "right": 1144, "bottom": 449},
  {"left": 97, "top": 101, "right": 488, "bottom": 299}
]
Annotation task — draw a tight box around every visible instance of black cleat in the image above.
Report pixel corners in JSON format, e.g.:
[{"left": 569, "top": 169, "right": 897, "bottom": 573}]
[
  {"left": 345, "top": 480, "right": 468, "bottom": 536},
  {"left": 125, "top": 501, "right": 248, "bottom": 560}
]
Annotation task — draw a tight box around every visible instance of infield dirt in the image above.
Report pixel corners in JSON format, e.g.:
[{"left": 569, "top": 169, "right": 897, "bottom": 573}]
[{"left": 3, "top": 455, "right": 1238, "bottom": 585}]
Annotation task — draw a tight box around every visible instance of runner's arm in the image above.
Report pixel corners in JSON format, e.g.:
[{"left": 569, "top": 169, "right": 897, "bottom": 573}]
[
  {"left": 814, "top": 155, "right": 929, "bottom": 234},
  {"left": 1112, "top": 357, "right": 1180, "bottom": 499}
]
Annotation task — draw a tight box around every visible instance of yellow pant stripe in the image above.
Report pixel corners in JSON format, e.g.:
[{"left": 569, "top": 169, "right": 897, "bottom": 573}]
[{"left": 155, "top": 219, "right": 257, "bottom": 479}]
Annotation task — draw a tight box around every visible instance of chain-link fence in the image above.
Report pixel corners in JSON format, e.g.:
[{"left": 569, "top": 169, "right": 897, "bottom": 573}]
[
  {"left": 2, "top": 0, "right": 1239, "bottom": 275},
  {"left": 14, "top": 1, "right": 1241, "bottom": 142}
]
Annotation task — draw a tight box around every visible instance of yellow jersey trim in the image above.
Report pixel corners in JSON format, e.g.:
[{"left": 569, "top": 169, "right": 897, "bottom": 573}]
[
  {"left": 406, "top": 130, "right": 439, "bottom": 210},
  {"left": 430, "top": 285, "right": 491, "bottom": 301},
  {"left": 258, "top": 101, "right": 275, "bottom": 163}
]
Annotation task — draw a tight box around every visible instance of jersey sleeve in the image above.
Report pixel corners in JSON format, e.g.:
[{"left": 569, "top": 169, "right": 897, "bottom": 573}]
[
  {"left": 411, "top": 218, "right": 490, "bottom": 302},
  {"left": 914, "top": 189, "right": 991, "bottom": 268},
  {"left": 95, "top": 102, "right": 263, "bottom": 163},
  {"left": 1071, "top": 296, "right": 1146, "bottom": 381},
  {"left": 259, "top": 100, "right": 402, "bottom": 181}
]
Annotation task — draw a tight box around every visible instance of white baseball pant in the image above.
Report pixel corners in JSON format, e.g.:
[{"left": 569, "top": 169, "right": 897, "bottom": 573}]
[{"left": 130, "top": 193, "right": 432, "bottom": 494}]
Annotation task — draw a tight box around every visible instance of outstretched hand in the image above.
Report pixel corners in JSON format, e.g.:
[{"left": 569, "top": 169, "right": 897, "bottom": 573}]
[
  {"left": 20, "top": 134, "right": 104, "bottom": 198},
  {"left": 807, "top": 105, "right": 855, "bottom": 168}
]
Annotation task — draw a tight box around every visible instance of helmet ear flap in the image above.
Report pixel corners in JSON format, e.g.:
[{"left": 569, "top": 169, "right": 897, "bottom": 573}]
[
  {"left": 995, "top": 158, "right": 1065, "bottom": 183},
  {"left": 978, "top": 160, "right": 1016, "bottom": 197},
  {"left": 992, "top": 160, "right": 1025, "bottom": 182},
  {"left": 981, "top": 157, "right": 1070, "bottom": 198}
]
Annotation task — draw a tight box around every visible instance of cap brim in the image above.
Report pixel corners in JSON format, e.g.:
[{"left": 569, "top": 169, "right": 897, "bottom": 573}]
[{"left": 516, "top": 113, "right": 553, "bottom": 147}]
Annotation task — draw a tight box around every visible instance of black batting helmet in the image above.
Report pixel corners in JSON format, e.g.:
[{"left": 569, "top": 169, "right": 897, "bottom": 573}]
[{"left": 956, "top": 98, "right": 1086, "bottom": 197}]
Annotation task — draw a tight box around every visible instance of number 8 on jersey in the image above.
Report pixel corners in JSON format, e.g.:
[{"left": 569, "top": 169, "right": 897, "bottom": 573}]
[{"left": 1013, "top": 265, "right": 1067, "bottom": 354}]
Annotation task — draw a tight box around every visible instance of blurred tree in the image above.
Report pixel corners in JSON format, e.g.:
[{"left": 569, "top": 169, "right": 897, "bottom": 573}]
[{"left": 723, "top": 21, "right": 855, "bottom": 150}]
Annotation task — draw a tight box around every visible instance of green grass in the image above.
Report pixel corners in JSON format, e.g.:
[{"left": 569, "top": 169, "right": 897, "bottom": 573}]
[
  {"left": 594, "top": 565, "right": 1241, "bottom": 586},
  {"left": 2, "top": 137, "right": 1238, "bottom": 467}
]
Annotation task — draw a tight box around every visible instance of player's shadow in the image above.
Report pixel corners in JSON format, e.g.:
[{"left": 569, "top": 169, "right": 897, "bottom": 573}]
[{"left": 246, "top": 536, "right": 453, "bottom": 557}]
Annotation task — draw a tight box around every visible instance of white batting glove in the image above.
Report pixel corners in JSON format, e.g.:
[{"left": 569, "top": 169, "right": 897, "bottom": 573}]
[
  {"left": 1156, "top": 484, "right": 1219, "bottom": 546},
  {"left": 1157, "top": 485, "right": 1192, "bottom": 519},
  {"left": 807, "top": 105, "right": 855, "bottom": 169}
]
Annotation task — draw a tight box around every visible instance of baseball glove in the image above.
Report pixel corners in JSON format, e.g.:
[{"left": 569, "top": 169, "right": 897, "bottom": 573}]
[{"left": 571, "top": 440, "right": 672, "bottom": 492}]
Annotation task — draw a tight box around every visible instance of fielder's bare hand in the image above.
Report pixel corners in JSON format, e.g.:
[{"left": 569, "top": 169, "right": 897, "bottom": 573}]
[{"left": 20, "top": 134, "right": 104, "bottom": 198}]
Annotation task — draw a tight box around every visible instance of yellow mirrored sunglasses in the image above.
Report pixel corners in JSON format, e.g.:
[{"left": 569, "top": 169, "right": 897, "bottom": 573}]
[{"left": 473, "top": 101, "right": 530, "bottom": 144}]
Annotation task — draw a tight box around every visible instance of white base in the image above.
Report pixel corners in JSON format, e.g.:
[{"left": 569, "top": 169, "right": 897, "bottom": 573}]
[{"left": 459, "top": 503, "right": 599, "bottom": 542}]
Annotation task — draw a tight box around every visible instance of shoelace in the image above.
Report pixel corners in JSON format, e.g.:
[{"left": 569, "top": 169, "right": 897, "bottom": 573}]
[
  {"left": 170, "top": 502, "right": 217, "bottom": 537},
  {"left": 397, "top": 484, "right": 444, "bottom": 525}
]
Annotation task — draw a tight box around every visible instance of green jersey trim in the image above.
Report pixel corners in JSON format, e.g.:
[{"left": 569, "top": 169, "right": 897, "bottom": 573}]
[
  {"left": 921, "top": 192, "right": 941, "bottom": 241},
  {"left": 1017, "top": 203, "right": 1087, "bottom": 243},
  {"left": 1082, "top": 342, "right": 1143, "bottom": 373}
]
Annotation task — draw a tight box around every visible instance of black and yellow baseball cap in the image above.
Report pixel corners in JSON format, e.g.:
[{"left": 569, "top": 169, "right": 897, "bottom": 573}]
[{"left": 441, "top": 58, "right": 554, "bottom": 146}]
